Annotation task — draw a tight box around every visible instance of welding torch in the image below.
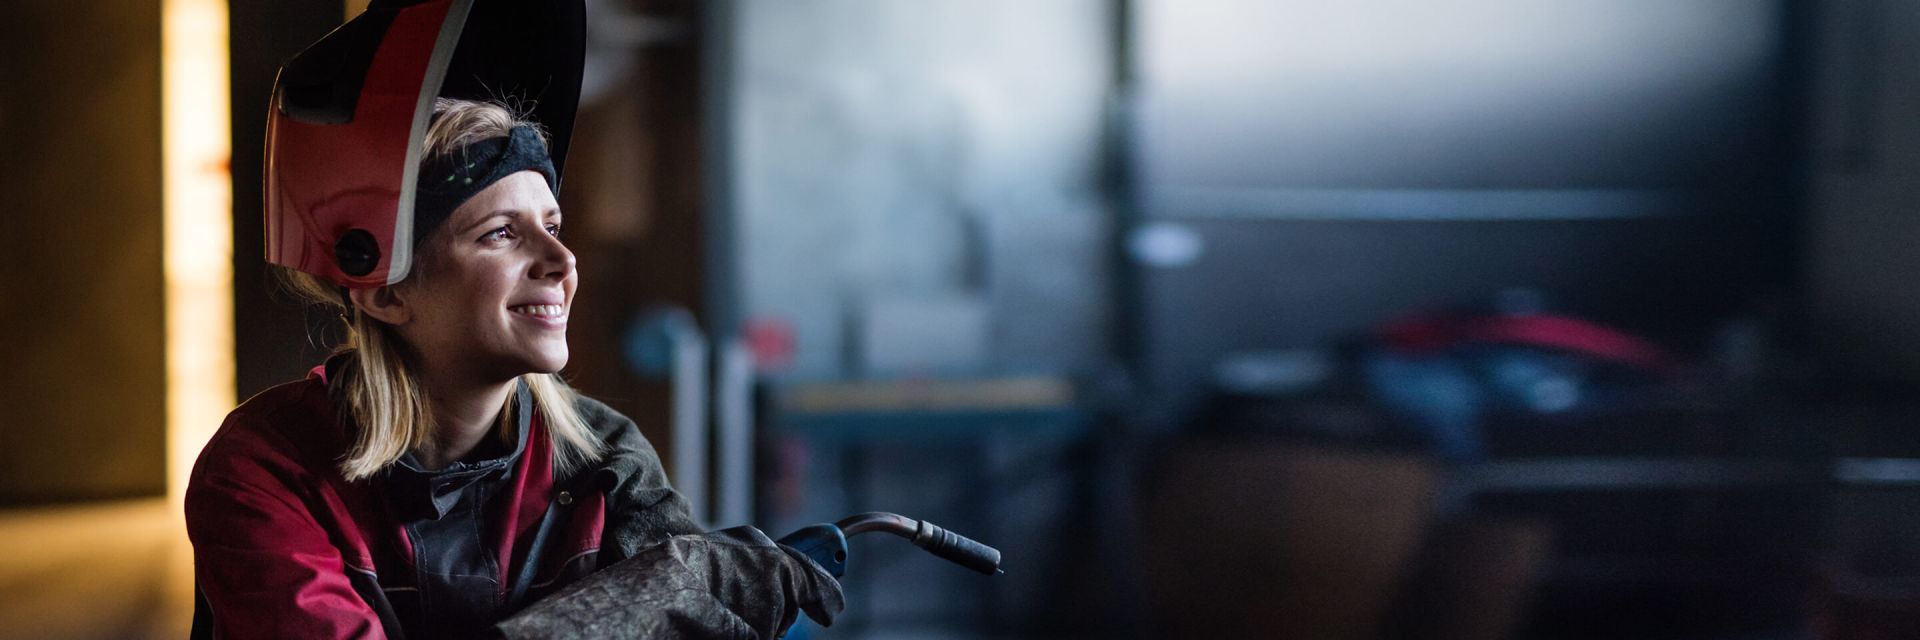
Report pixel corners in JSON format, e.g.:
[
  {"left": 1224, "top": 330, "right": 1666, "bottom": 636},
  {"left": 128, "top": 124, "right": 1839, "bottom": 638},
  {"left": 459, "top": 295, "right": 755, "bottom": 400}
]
[{"left": 776, "top": 511, "right": 1004, "bottom": 580}]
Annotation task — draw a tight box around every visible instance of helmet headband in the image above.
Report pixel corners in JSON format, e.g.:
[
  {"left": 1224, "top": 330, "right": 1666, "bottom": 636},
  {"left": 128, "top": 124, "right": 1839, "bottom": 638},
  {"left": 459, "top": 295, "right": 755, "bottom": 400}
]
[{"left": 413, "top": 126, "right": 558, "bottom": 246}]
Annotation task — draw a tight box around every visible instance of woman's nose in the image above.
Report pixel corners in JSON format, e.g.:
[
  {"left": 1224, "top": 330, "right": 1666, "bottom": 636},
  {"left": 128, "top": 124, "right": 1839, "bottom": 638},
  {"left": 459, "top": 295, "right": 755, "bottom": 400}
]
[{"left": 531, "top": 232, "right": 575, "bottom": 280}]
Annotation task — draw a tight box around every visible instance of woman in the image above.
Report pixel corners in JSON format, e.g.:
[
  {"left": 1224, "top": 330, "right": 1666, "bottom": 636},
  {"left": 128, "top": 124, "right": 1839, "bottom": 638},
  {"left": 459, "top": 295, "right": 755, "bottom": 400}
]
[{"left": 187, "top": 3, "right": 838, "bottom": 638}]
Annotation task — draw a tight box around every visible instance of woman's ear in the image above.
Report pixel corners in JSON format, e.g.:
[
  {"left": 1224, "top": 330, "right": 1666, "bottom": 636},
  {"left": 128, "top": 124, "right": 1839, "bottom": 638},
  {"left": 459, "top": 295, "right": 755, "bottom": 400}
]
[{"left": 348, "top": 285, "right": 412, "bottom": 326}]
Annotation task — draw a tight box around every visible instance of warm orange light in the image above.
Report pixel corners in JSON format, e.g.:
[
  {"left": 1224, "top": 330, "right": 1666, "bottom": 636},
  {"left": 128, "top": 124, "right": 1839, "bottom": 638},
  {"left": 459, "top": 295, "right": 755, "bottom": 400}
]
[{"left": 163, "top": 0, "right": 233, "bottom": 502}]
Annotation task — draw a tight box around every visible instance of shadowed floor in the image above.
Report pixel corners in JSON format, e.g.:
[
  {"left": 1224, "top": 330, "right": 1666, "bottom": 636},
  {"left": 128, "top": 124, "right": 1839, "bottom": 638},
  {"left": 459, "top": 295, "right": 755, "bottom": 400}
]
[{"left": 0, "top": 500, "right": 193, "bottom": 639}]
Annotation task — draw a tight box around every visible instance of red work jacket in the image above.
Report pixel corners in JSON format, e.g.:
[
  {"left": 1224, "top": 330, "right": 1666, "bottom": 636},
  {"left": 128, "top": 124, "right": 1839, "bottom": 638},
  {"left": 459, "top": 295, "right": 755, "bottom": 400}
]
[{"left": 185, "top": 365, "right": 700, "bottom": 639}]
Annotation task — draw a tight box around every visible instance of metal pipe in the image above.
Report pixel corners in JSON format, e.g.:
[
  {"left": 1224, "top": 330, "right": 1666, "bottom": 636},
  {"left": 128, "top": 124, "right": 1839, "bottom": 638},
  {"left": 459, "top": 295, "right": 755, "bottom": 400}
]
[{"left": 714, "top": 338, "right": 756, "bottom": 526}]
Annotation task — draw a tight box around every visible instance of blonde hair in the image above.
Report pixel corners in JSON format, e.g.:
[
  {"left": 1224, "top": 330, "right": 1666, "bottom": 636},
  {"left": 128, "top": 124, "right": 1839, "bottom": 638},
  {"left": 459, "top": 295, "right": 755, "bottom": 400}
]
[{"left": 279, "top": 97, "right": 598, "bottom": 482}]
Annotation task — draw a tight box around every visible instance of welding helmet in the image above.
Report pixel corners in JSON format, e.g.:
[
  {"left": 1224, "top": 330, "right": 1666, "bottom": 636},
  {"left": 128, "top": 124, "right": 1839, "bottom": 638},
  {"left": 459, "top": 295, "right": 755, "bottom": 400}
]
[{"left": 264, "top": 0, "right": 585, "bottom": 287}]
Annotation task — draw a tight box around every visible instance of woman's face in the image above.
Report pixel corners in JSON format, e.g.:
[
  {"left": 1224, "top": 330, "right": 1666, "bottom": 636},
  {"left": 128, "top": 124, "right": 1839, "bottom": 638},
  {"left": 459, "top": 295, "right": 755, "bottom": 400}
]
[{"left": 395, "top": 170, "right": 576, "bottom": 382}]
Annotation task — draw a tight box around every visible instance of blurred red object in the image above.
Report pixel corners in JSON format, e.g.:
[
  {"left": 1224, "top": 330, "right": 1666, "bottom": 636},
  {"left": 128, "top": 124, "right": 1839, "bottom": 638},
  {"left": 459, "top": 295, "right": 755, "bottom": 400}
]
[
  {"left": 745, "top": 317, "right": 795, "bottom": 373},
  {"left": 1380, "top": 312, "right": 1678, "bottom": 373}
]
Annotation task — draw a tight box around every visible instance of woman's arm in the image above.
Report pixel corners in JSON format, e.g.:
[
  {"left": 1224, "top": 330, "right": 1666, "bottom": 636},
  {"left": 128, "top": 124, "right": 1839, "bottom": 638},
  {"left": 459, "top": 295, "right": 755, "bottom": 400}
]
[
  {"left": 572, "top": 396, "right": 705, "bottom": 563},
  {"left": 186, "top": 450, "right": 387, "bottom": 639},
  {"left": 496, "top": 526, "right": 842, "bottom": 639}
]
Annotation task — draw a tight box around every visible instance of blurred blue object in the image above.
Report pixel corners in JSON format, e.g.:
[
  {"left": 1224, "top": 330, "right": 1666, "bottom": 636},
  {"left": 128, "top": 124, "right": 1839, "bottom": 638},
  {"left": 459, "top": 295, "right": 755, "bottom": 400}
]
[
  {"left": 1362, "top": 310, "right": 1671, "bottom": 461},
  {"left": 1482, "top": 347, "right": 1588, "bottom": 415},
  {"left": 1364, "top": 350, "right": 1487, "bottom": 461},
  {"left": 622, "top": 305, "right": 701, "bottom": 378}
]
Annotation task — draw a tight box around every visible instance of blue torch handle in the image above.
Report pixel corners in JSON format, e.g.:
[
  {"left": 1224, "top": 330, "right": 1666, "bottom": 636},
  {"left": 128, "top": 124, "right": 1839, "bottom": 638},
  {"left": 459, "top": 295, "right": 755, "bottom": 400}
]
[{"left": 776, "top": 523, "right": 849, "bottom": 579}]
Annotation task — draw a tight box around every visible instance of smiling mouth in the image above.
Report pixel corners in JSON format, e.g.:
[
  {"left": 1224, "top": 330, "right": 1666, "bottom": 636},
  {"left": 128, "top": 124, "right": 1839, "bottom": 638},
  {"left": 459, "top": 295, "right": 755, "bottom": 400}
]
[{"left": 509, "top": 304, "right": 567, "bottom": 319}]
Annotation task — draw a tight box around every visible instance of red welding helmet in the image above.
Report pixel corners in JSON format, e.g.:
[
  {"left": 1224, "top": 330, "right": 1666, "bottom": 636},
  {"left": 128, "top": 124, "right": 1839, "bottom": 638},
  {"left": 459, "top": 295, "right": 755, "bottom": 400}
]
[{"left": 264, "top": 0, "right": 584, "bottom": 287}]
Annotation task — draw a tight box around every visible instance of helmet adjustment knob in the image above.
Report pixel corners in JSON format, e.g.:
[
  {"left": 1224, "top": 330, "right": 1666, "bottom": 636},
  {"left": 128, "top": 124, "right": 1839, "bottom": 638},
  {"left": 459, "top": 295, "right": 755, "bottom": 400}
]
[{"left": 334, "top": 229, "right": 381, "bottom": 277}]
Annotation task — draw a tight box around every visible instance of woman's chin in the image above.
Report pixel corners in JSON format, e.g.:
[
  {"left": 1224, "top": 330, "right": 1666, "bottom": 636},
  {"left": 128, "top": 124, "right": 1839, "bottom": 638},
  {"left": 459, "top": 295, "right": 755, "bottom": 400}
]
[
  {"left": 528, "top": 351, "right": 569, "bottom": 374},
  {"left": 507, "top": 344, "right": 569, "bottom": 376}
]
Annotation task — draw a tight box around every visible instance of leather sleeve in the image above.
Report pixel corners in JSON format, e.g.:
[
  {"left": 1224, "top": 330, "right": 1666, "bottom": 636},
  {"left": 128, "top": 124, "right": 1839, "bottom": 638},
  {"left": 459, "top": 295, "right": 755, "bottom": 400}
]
[
  {"left": 572, "top": 396, "right": 704, "bottom": 564},
  {"left": 494, "top": 527, "right": 843, "bottom": 639}
]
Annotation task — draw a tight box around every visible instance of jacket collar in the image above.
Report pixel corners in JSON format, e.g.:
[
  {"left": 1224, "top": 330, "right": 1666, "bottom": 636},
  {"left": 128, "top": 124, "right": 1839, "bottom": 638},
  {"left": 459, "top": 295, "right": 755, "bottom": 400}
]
[{"left": 385, "top": 379, "right": 534, "bottom": 521}]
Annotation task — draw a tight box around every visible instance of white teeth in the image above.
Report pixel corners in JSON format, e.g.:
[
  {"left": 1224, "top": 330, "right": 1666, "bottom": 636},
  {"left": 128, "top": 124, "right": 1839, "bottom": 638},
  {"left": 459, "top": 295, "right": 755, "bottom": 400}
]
[{"left": 511, "top": 304, "right": 565, "bottom": 318}]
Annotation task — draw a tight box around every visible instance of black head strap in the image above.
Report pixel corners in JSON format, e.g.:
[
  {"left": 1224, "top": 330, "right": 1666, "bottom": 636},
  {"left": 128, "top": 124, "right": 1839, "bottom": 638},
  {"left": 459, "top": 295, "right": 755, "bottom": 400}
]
[{"left": 413, "top": 126, "right": 558, "bottom": 246}]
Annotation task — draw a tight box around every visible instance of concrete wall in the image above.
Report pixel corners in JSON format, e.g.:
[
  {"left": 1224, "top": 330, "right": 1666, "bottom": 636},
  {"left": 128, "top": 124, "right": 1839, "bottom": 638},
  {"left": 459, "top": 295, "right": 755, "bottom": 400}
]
[
  {"left": 0, "top": 2, "right": 167, "bottom": 502},
  {"left": 730, "top": 0, "right": 1115, "bottom": 380},
  {"left": 1806, "top": 0, "right": 1920, "bottom": 384}
]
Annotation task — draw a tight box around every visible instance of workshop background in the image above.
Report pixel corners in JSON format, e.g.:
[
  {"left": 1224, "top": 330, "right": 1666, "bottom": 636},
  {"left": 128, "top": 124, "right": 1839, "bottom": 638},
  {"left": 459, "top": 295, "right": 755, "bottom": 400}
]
[{"left": 5, "top": 0, "right": 1920, "bottom": 638}]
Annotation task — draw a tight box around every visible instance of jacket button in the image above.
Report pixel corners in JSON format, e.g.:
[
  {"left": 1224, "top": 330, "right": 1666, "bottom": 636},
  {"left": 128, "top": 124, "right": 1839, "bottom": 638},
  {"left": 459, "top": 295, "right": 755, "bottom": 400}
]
[{"left": 557, "top": 491, "right": 573, "bottom": 505}]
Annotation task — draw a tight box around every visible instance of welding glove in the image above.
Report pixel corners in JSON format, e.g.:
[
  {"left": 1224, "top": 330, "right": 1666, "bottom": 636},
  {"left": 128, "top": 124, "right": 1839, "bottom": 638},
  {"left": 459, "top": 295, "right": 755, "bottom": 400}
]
[{"left": 493, "top": 526, "right": 844, "bottom": 639}]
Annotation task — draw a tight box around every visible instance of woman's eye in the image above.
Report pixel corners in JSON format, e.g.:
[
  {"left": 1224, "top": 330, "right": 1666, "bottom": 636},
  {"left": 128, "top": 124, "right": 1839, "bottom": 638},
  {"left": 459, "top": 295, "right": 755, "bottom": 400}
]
[
  {"left": 480, "top": 225, "right": 513, "bottom": 242},
  {"left": 545, "top": 223, "right": 563, "bottom": 238}
]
